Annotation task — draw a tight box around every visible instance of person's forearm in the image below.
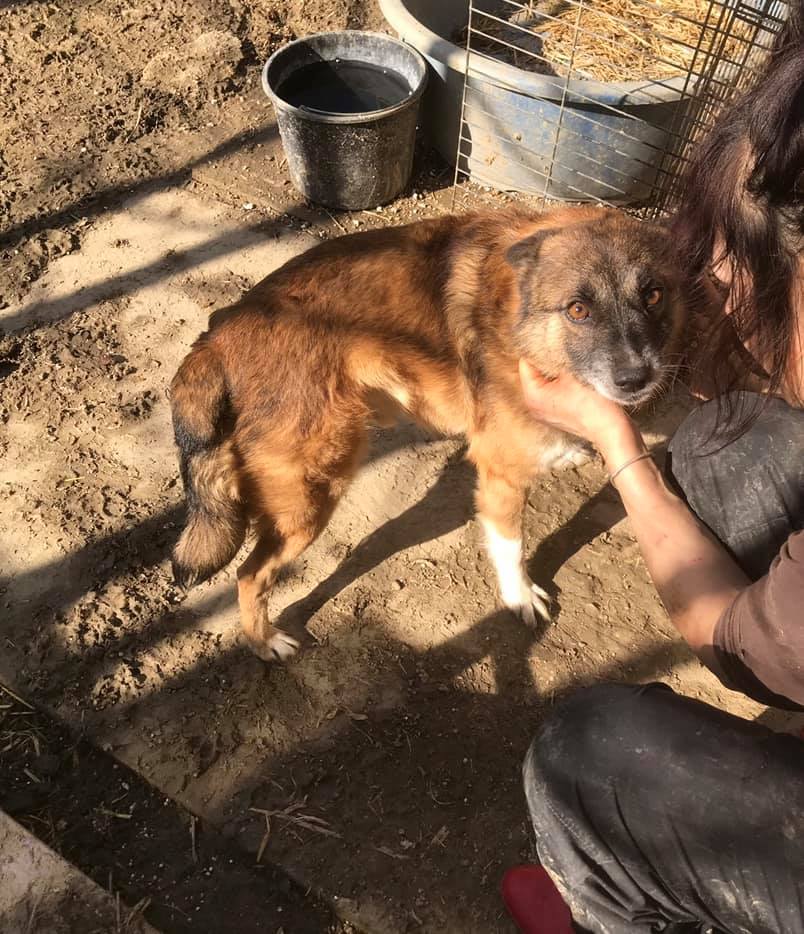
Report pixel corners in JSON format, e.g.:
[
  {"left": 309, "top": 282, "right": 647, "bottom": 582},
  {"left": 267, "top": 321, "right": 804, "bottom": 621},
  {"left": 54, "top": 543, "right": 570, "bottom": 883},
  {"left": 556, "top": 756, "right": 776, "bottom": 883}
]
[
  {"left": 516, "top": 361, "right": 751, "bottom": 673},
  {"left": 600, "top": 421, "right": 749, "bottom": 673}
]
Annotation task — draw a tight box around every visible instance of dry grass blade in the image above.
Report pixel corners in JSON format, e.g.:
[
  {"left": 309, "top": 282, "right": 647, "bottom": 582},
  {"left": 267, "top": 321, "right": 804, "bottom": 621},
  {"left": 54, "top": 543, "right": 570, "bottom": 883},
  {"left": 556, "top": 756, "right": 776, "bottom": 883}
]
[
  {"left": 251, "top": 801, "right": 306, "bottom": 819},
  {"left": 374, "top": 845, "right": 411, "bottom": 860},
  {"left": 0, "top": 683, "right": 35, "bottom": 710},
  {"left": 99, "top": 806, "right": 132, "bottom": 820},
  {"left": 289, "top": 813, "right": 330, "bottom": 827},
  {"left": 190, "top": 814, "right": 197, "bottom": 863},
  {"left": 322, "top": 207, "right": 348, "bottom": 234},
  {"left": 249, "top": 801, "right": 342, "bottom": 842},
  {"left": 256, "top": 813, "right": 271, "bottom": 864},
  {"left": 24, "top": 893, "right": 42, "bottom": 934},
  {"left": 430, "top": 825, "right": 450, "bottom": 848},
  {"left": 124, "top": 896, "right": 151, "bottom": 928},
  {"left": 290, "top": 818, "right": 341, "bottom": 838}
]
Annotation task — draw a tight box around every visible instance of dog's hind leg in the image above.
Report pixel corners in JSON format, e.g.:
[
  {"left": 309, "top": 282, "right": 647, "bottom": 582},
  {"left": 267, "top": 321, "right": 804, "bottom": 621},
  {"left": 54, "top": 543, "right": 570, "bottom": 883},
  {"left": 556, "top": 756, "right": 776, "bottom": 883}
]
[
  {"left": 236, "top": 515, "right": 332, "bottom": 662},
  {"left": 473, "top": 458, "right": 551, "bottom": 626},
  {"left": 236, "top": 429, "right": 366, "bottom": 662}
]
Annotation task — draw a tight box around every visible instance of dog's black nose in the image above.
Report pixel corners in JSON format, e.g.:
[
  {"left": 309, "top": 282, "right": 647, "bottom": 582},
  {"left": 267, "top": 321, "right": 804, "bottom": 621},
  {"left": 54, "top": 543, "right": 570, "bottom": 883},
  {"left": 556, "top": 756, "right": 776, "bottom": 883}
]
[{"left": 614, "top": 366, "right": 651, "bottom": 393}]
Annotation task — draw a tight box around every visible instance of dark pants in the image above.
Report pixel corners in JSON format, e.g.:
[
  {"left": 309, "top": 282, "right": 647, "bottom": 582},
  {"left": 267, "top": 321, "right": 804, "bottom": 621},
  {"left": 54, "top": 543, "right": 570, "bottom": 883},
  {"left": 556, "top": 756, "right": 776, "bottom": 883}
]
[
  {"left": 524, "top": 683, "right": 804, "bottom": 934},
  {"left": 524, "top": 395, "right": 804, "bottom": 933},
  {"left": 666, "top": 391, "right": 804, "bottom": 581}
]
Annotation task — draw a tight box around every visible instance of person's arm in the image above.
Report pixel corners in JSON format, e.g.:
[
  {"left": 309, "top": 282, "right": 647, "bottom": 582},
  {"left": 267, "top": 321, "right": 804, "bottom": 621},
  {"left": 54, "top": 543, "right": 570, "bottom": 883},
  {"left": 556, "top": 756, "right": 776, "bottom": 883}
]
[
  {"left": 519, "top": 362, "right": 749, "bottom": 677},
  {"left": 589, "top": 414, "right": 749, "bottom": 674}
]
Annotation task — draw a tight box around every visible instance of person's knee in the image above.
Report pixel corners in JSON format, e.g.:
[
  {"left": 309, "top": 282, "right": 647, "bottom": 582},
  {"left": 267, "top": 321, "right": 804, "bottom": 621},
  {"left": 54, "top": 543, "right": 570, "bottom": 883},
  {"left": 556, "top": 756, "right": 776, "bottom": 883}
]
[
  {"left": 667, "top": 391, "right": 803, "bottom": 499},
  {"left": 524, "top": 682, "right": 671, "bottom": 812},
  {"left": 665, "top": 398, "right": 721, "bottom": 500},
  {"left": 667, "top": 393, "right": 804, "bottom": 577}
]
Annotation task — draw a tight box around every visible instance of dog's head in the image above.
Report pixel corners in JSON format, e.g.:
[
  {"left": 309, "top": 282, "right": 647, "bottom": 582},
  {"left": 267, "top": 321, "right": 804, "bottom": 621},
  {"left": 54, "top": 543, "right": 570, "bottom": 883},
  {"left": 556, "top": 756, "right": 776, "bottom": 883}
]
[{"left": 507, "top": 211, "right": 685, "bottom": 405}]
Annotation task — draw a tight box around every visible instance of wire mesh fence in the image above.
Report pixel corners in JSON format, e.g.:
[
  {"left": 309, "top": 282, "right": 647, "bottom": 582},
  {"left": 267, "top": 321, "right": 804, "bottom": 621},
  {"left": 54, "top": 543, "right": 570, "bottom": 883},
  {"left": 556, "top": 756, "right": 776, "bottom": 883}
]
[{"left": 452, "top": 0, "right": 789, "bottom": 215}]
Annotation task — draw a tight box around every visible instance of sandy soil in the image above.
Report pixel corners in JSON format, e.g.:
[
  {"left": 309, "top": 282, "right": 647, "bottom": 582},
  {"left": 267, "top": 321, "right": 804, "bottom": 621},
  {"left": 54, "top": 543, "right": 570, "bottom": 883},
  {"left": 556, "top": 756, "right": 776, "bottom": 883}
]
[
  {"left": 0, "top": 0, "right": 385, "bottom": 308},
  {"left": 0, "top": 1, "right": 791, "bottom": 932}
]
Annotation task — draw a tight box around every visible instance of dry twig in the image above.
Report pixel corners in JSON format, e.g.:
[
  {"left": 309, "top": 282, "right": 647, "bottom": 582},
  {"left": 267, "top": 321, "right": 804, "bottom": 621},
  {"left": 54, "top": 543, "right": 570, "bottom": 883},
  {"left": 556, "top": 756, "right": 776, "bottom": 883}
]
[
  {"left": 0, "top": 683, "right": 34, "bottom": 709},
  {"left": 249, "top": 799, "right": 341, "bottom": 862}
]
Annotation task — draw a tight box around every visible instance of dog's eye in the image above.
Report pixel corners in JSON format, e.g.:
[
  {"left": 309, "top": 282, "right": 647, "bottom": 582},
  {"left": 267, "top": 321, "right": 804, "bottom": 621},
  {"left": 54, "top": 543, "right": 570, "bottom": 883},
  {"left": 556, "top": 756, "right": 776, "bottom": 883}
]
[
  {"left": 566, "top": 302, "right": 590, "bottom": 322},
  {"left": 646, "top": 287, "right": 663, "bottom": 307}
]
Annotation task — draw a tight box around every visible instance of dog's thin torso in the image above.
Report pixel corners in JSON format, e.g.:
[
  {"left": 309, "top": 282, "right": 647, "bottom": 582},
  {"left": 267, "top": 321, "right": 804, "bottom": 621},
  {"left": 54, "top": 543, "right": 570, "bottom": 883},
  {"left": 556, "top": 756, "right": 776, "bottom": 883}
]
[{"left": 208, "top": 208, "right": 569, "bottom": 468}]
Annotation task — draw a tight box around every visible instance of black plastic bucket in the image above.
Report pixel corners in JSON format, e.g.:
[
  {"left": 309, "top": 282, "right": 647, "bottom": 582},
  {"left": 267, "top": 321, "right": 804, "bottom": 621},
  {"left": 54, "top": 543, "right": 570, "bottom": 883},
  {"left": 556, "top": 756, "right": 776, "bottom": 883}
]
[{"left": 262, "top": 31, "right": 427, "bottom": 210}]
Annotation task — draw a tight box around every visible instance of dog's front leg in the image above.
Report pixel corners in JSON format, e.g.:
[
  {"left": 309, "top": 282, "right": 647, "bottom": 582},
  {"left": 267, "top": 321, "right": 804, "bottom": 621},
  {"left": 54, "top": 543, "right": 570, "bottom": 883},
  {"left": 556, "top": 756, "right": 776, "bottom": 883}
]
[{"left": 474, "top": 463, "right": 551, "bottom": 625}]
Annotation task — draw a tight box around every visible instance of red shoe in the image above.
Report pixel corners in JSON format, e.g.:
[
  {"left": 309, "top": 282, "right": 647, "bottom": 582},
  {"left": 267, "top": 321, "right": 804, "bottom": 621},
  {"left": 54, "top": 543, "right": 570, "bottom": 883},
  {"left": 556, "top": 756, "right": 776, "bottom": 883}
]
[{"left": 501, "top": 865, "right": 574, "bottom": 934}]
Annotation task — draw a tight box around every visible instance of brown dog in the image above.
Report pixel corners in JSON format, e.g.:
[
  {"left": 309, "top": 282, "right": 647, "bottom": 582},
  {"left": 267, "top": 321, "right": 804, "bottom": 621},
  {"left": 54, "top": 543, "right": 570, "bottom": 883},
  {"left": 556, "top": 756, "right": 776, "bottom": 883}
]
[{"left": 170, "top": 205, "right": 685, "bottom": 661}]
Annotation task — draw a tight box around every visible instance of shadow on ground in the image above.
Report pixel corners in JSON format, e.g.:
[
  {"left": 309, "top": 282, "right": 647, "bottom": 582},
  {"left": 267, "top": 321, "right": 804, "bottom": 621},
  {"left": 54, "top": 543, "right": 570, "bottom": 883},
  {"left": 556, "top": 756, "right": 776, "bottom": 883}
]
[
  {"left": 1, "top": 123, "right": 280, "bottom": 254},
  {"left": 0, "top": 421, "right": 699, "bottom": 933}
]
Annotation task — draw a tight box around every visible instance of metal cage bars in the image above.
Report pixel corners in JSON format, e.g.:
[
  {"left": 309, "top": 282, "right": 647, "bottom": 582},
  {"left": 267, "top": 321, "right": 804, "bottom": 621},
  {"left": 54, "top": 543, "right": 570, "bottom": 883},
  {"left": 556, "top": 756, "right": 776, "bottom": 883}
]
[{"left": 453, "top": 0, "right": 788, "bottom": 214}]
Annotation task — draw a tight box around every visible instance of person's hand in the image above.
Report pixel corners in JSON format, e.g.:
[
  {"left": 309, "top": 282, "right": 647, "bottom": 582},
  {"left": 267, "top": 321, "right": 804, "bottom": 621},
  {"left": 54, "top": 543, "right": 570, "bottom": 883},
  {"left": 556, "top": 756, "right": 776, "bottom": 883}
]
[{"left": 518, "top": 361, "right": 643, "bottom": 469}]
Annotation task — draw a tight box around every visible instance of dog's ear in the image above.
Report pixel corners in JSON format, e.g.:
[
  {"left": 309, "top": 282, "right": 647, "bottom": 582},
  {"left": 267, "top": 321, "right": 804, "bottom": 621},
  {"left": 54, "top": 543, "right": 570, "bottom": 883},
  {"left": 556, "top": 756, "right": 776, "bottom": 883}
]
[{"left": 505, "top": 229, "right": 554, "bottom": 272}]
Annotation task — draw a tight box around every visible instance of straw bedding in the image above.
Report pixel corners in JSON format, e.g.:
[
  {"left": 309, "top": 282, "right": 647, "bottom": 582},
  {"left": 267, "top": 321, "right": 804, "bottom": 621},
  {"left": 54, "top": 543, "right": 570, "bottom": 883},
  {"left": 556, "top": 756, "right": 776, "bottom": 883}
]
[{"left": 459, "top": 0, "right": 752, "bottom": 83}]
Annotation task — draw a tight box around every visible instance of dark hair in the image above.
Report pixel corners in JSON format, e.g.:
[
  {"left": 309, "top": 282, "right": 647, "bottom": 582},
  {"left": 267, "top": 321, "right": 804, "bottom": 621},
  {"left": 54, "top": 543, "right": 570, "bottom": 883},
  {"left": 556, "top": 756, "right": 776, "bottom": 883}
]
[{"left": 672, "top": 4, "right": 804, "bottom": 438}]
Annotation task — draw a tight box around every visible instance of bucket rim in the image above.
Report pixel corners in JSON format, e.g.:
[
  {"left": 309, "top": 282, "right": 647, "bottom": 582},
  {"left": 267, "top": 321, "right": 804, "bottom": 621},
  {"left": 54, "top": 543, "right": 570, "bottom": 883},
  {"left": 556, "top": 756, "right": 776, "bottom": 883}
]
[{"left": 262, "top": 30, "right": 428, "bottom": 125}]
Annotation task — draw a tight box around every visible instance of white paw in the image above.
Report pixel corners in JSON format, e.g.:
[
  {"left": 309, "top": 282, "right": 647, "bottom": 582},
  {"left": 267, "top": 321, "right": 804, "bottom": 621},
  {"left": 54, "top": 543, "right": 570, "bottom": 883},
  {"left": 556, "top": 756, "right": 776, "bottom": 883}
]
[
  {"left": 268, "top": 630, "right": 300, "bottom": 662},
  {"left": 246, "top": 627, "right": 300, "bottom": 663},
  {"left": 502, "top": 577, "right": 552, "bottom": 626},
  {"left": 550, "top": 443, "right": 595, "bottom": 470}
]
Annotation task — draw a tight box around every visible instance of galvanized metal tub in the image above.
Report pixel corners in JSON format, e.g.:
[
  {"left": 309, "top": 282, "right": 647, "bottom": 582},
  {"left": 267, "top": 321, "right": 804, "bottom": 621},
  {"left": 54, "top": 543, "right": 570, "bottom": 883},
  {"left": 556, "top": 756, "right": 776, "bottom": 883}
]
[{"left": 379, "top": 0, "right": 697, "bottom": 203}]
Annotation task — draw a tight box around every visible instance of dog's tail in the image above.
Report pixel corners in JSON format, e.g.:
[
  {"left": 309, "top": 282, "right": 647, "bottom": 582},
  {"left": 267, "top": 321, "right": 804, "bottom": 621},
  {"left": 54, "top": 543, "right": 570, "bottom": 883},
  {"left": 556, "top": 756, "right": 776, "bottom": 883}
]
[{"left": 170, "top": 338, "right": 247, "bottom": 588}]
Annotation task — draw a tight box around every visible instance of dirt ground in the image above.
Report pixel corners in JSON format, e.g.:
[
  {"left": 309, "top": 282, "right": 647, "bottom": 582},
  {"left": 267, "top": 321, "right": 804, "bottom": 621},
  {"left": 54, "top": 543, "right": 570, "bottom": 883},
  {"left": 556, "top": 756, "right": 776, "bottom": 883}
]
[
  {"left": 0, "top": 0, "right": 385, "bottom": 306},
  {"left": 1, "top": 1, "right": 797, "bottom": 932},
  {"left": 0, "top": 804, "right": 156, "bottom": 934},
  {"left": 0, "top": 683, "right": 344, "bottom": 933}
]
